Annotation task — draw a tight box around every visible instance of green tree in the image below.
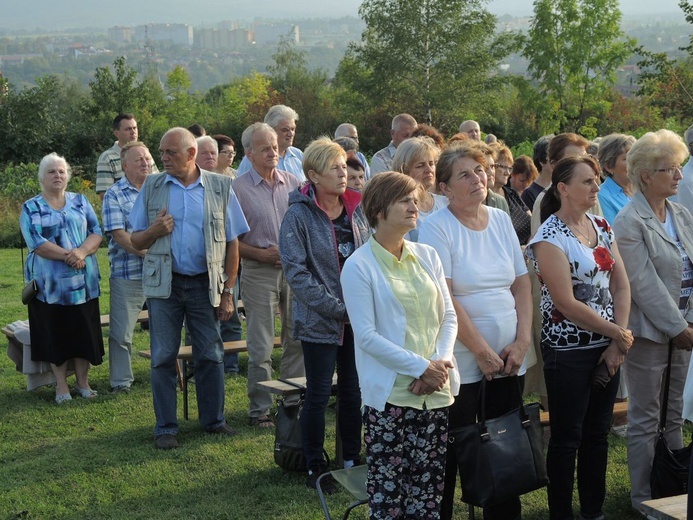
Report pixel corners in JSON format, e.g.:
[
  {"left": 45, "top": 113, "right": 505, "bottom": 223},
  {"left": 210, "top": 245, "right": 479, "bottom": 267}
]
[
  {"left": 267, "top": 38, "right": 336, "bottom": 148},
  {"left": 336, "top": 0, "right": 517, "bottom": 136},
  {"left": 522, "top": 0, "right": 636, "bottom": 133}
]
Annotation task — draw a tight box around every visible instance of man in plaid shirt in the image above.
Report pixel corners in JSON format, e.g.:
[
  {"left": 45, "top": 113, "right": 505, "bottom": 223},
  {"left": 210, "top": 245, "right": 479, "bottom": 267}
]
[{"left": 102, "top": 141, "right": 155, "bottom": 393}]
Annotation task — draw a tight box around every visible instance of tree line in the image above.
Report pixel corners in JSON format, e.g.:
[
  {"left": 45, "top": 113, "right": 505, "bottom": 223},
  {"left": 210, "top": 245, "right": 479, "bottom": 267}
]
[{"left": 0, "top": 0, "right": 692, "bottom": 207}]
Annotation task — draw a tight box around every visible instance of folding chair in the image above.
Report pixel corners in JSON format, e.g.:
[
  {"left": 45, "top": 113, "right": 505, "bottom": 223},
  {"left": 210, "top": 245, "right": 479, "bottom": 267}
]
[{"left": 316, "top": 464, "right": 368, "bottom": 520}]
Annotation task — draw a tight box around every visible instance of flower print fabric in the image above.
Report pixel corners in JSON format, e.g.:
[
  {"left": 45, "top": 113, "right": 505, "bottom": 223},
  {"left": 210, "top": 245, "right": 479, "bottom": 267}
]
[{"left": 525, "top": 214, "right": 615, "bottom": 351}]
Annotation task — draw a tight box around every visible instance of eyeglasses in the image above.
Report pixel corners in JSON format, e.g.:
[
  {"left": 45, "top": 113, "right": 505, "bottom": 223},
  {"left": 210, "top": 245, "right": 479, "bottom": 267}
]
[
  {"left": 653, "top": 166, "right": 682, "bottom": 175},
  {"left": 494, "top": 164, "right": 512, "bottom": 172},
  {"left": 219, "top": 150, "right": 236, "bottom": 157}
]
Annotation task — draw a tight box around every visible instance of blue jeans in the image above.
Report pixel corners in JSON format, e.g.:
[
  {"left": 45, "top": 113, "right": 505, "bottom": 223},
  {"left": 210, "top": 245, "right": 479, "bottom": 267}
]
[
  {"left": 543, "top": 345, "right": 619, "bottom": 520},
  {"left": 148, "top": 273, "right": 226, "bottom": 436},
  {"left": 301, "top": 325, "right": 361, "bottom": 470},
  {"left": 221, "top": 278, "right": 242, "bottom": 373},
  {"left": 441, "top": 376, "right": 524, "bottom": 520}
]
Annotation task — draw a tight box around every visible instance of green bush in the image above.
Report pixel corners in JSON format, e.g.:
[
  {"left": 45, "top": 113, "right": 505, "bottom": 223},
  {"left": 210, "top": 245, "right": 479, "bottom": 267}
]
[{"left": 0, "top": 162, "right": 102, "bottom": 248}]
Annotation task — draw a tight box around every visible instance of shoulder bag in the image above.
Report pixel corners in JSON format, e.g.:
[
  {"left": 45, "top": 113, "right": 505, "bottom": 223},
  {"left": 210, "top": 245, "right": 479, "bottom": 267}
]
[
  {"left": 448, "top": 377, "right": 548, "bottom": 507},
  {"left": 650, "top": 341, "right": 692, "bottom": 499}
]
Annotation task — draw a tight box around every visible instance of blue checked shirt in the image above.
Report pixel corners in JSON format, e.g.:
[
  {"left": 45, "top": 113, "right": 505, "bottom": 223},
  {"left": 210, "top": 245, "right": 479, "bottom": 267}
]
[{"left": 102, "top": 176, "right": 144, "bottom": 280}]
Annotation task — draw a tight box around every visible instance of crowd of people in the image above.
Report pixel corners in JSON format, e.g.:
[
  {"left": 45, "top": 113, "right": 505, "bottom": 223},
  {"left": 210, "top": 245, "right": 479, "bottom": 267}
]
[{"left": 18, "top": 105, "right": 693, "bottom": 519}]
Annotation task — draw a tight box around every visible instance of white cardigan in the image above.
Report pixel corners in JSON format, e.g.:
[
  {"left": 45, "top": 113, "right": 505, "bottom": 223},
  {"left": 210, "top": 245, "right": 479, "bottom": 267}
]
[{"left": 340, "top": 240, "right": 460, "bottom": 411}]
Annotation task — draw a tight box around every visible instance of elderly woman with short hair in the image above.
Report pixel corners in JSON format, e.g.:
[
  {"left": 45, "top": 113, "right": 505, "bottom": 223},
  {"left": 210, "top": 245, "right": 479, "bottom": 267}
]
[
  {"left": 597, "top": 133, "right": 636, "bottom": 224},
  {"left": 20, "top": 153, "right": 104, "bottom": 403},
  {"left": 613, "top": 129, "right": 693, "bottom": 514},
  {"left": 279, "top": 137, "right": 370, "bottom": 491},
  {"left": 419, "top": 143, "right": 532, "bottom": 520},
  {"left": 341, "top": 172, "right": 458, "bottom": 518},
  {"left": 392, "top": 136, "right": 448, "bottom": 240}
]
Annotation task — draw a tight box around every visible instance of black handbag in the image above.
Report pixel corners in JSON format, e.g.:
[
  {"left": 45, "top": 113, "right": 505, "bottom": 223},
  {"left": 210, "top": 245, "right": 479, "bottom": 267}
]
[
  {"left": 650, "top": 341, "right": 692, "bottom": 499},
  {"left": 21, "top": 279, "right": 38, "bottom": 305},
  {"left": 274, "top": 396, "right": 307, "bottom": 472},
  {"left": 448, "top": 377, "right": 548, "bottom": 508}
]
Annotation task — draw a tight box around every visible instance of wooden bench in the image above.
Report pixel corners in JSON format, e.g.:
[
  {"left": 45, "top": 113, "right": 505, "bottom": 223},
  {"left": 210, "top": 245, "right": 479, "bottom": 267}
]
[
  {"left": 100, "top": 310, "right": 149, "bottom": 328},
  {"left": 139, "top": 337, "right": 281, "bottom": 420},
  {"left": 641, "top": 494, "right": 687, "bottom": 519},
  {"left": 539, "top": 401, "right": 629, "bottom": 427}
]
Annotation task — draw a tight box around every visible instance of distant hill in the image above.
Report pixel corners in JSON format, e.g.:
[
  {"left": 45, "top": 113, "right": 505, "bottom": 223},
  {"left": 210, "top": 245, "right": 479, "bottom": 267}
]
[{"left": 0, "top": 0, "right": 685, "bottom": 32}]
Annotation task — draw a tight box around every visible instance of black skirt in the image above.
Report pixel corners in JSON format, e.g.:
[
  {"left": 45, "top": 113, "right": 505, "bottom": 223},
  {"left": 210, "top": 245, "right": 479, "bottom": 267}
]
[{"left": 28, "top": 298, "right": 105, "bottom": 366}]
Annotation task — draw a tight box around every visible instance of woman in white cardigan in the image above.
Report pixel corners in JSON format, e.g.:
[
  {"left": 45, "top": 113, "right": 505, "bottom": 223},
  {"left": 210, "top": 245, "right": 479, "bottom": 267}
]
[{"left": 341, "top": 172, "right": 458, "bottom": 519}]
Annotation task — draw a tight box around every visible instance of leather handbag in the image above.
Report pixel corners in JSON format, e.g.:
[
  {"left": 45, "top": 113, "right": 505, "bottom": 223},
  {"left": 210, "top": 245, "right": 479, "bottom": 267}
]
[
  {"left": 650, "top": 341, "right": 692, "bottom": 499},
  {"left": 274, "top": 396, "right": 307, "bottom": 472},
  {"left": 448, "top": 377, "right": 548, "bottom": 507},
  {"left": 21, "top": 279, "right": 38, "bottom": 305}
]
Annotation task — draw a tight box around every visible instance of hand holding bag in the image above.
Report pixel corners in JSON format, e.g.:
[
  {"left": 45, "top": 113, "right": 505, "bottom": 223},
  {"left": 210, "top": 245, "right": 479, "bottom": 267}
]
[
  {"left": 650, "top": 341, "right": 692, "bottom": 499},
  {"left": 448, "top": 377, "right": 548, "bottom": 508}
]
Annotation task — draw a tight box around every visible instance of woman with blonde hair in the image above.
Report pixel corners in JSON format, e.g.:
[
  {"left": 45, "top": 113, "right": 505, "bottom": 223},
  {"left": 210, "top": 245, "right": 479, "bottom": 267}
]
[
  {"left": 392, "top": 136, "right": 448, "bottom": 240},
  {"left": 613, "top": 129, "right": 693, "bottom": 513},
  {"left": 279, "top": 137, "right": 370, "bottom": 491}
]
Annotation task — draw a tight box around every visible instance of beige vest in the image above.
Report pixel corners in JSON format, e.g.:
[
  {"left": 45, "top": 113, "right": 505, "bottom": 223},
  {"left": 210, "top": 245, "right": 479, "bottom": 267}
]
[{"left": 142, "top": 170, "right": 231, "bottom": 307}]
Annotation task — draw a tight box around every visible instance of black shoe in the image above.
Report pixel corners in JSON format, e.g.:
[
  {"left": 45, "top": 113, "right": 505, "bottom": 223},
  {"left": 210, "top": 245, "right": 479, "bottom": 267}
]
[
  {"left": 205, "top": 423, "right": 237, "bottom": 436},
  {"left": 110, "top": 385, "right": 131, "bottom": 394},
  {"left": 307, "top": 467, "right": 336, "bottom": 494},
  {"left": 155, "top": 434, "right": 179, "bottom": 450}
]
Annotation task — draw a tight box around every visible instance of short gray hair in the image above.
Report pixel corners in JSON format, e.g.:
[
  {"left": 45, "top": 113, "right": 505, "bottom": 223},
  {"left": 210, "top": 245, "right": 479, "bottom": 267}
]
[
  {"left": 38, "top": 152, "right": 71, "bottom": 182},
  {"left": 162, "top": 127, "right": 197, "bottom": 152},
  {"left": 264, "top": 105, "right": 299, "bottom": 128},
  {"left": 196, "top": 135, "right": 218, "bottom": 152},
  {"left": 241, "top": 122, "right": 277, "bottom": 153},
  {"left": 391, "top": 113, "right": 417, "bottom": 131}
]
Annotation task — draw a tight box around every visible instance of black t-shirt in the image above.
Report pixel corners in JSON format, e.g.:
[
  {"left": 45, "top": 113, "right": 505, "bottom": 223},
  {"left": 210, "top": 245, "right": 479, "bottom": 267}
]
[{"left": 332, "top": 208, "right": 355, "bottom": 269}]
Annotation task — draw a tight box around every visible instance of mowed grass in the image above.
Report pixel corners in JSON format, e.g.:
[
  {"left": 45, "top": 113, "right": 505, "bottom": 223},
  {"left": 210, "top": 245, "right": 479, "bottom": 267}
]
[{"left": 0, "top": 248, "right": 645, "bottom": 519}]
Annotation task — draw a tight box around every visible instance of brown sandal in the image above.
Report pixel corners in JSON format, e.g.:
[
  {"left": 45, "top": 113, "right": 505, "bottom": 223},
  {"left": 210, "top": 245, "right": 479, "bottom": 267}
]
[{"left": 249, "top": 415, "right": 274, "bottom": 428}]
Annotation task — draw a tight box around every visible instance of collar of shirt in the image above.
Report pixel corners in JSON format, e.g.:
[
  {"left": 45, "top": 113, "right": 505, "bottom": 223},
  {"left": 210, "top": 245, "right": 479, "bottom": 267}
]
[
  {"left": 247, "top": 166, "right": 288, "bottom": 187},
  {"left": 370, "top": 235, "right": 416, "bottom": 268},
  {"left": 163, "top": 168, "right": 203, "bottom": 190}
]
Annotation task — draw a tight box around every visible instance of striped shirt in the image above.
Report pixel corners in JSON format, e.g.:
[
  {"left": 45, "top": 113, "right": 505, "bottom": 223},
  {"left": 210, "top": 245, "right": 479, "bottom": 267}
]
[
  {"left": 232, "top": 167, "right": 300, "bottom": 248},
  {"left": 102, "top": 176, "right": 143, "bottom": 280}
]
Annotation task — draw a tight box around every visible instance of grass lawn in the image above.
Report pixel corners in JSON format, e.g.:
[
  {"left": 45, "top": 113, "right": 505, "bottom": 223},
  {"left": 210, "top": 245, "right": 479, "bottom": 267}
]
[{"left": 0, "top": 248, "right": 645, "bottom": 519}]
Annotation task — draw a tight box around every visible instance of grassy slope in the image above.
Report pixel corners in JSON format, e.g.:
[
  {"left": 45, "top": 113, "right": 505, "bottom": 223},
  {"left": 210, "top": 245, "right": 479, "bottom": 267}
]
[{"left": 0, "top": 249, "right": 643, "bottom": 519}]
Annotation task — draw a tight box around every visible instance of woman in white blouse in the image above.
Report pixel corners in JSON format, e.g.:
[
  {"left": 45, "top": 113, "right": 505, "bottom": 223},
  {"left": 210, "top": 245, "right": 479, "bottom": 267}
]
[{"left": 418, "top": 142, "right": 532, "bottom": 520}]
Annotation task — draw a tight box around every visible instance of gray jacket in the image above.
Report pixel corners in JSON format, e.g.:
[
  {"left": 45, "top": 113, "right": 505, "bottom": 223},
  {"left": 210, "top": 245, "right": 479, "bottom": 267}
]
[
  {"left": 613, "top": 191, "right": 693, "bottom": 343},
  {"left": 279, "top": 184, "right": 370, "bottom": 345}
]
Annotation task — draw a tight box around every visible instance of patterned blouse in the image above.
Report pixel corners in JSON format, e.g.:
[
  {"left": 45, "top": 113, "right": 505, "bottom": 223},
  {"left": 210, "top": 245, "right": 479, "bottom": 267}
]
[
  {"left": 525, "top": 214, "right": 616, "bottom": 351},
  {"left": 20, "top": 192, "right": 101, "bottom": 306}
]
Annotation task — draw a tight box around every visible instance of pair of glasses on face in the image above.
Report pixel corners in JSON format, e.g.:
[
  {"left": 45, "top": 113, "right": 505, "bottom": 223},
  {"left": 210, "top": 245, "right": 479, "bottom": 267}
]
[
  {"left": 653, "top": 166, "right": 683, "bottom": 176},
  {"left": 219, "top": 150, "right": 236, "bottom": 157},
  {"left": 494, "top": 164, "right": 512, "bottom": 172}
]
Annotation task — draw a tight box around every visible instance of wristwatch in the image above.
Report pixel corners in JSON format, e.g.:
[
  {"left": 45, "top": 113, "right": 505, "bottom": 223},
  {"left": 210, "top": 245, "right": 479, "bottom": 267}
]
[{"left": 222, "top": 287, "right": 234, "bottom": 296}]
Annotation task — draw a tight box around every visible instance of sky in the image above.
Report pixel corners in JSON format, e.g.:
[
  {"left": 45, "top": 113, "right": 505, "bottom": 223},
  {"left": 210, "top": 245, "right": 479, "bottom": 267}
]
[{"left": 0, "top": 0, "right": 686, "bottom": 31}]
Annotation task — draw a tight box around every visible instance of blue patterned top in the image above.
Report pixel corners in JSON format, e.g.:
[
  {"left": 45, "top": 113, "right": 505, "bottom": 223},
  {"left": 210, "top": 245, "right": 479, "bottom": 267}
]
[{"left": 20, "top": 192, "right": 102, "bottom": 305}]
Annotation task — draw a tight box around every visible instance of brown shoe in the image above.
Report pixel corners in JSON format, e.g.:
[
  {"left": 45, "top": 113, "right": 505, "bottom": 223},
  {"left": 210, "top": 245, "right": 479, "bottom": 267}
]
[
  {"left": 206, "top": 423, "right": 238, "bottom": 436},
  {"left": 249, "top": 415, "right": 274, "bottom": 428},
  {"left": 155, "top": 434, "right": 179, "bottom": 450}
]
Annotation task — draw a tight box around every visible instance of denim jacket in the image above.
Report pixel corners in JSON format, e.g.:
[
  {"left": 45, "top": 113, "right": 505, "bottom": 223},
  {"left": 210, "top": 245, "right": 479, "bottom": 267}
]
[{"left": 279, "top": 184, "right": 370, "bottom": 345}]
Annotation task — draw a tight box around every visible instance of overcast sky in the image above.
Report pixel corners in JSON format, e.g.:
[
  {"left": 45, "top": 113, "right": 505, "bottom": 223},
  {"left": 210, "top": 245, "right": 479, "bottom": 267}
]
[{"left": 0, "top": 0, "right": 686, "bottom": 31}]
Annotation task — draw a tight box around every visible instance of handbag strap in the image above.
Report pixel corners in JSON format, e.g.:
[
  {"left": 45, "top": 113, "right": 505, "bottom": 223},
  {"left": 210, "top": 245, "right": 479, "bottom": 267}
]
[
  {"left": 477, "top": 376, "right": 528, "bottom": 428},
  {"left": 658, "top": 341, "right": 674, "bottom": 433}
]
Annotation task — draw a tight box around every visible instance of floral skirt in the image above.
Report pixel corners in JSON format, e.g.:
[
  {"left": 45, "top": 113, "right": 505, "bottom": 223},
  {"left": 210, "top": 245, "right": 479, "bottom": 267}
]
[{"left": 363, "top": 404, "right": 448, "bottom": 520}]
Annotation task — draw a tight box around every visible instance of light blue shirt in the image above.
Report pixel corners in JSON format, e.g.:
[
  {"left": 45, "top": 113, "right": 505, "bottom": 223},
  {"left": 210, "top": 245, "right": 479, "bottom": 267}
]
[
  {"left": 237, "top": 146, "right": 306, "bottom": 182},
  {"left": 130, "top": 171, "right": 249, "bottom": 276},
  {"left": 356, "top": 151, "right": 372, "bottom": 180},
  {"left": 598, "top": 176, "right": 631, "bottom": 225}
]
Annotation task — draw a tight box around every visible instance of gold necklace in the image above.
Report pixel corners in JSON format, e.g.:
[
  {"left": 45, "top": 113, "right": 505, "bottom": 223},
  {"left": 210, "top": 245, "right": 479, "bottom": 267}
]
[{"left": 571, "top": 218, "right": 594, "bottom": 247}]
